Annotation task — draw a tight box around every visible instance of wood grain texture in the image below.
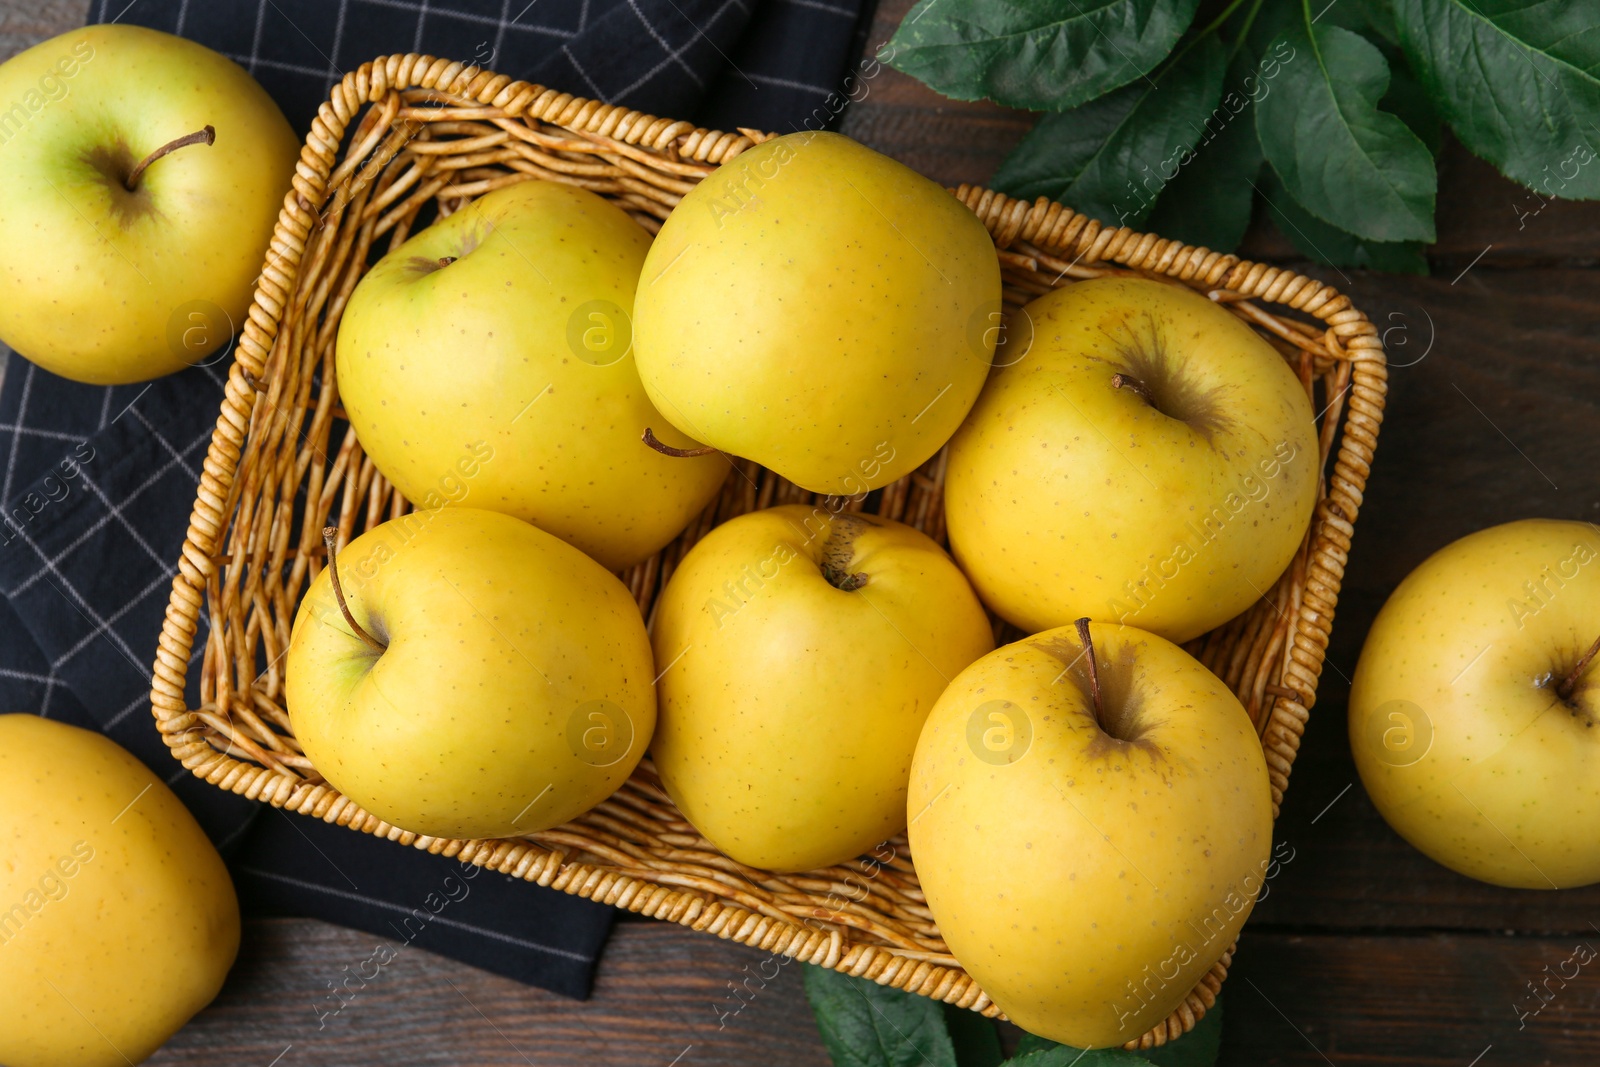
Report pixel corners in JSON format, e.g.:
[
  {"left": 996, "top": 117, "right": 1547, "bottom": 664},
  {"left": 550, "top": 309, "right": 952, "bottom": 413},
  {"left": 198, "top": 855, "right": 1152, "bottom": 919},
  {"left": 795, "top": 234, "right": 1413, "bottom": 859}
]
[
  {"left": 1223, "top": 932, "right": 1600, "bottom": 1066},
  {"left": 148, "top": 919, "right": 833, "bottom": 1067},
  {"left": 1250, "top": 268, "right": 1600, "bottom": 937},
  {"left": 4, "top": 0, "right": 1600, "bottom": 1062},
  {"left": 0, "top": 0, "right": 87, "bottom": 60}
]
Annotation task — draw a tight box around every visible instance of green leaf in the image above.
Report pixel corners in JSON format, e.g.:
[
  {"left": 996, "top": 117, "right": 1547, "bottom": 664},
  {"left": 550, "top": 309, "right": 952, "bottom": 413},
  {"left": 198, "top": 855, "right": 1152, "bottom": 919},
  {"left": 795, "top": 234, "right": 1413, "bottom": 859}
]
[
  {"left": 1273, "top": 24, "right": 1439, "bottom": 155},
  {"left": 1393, "top": 0, "right": 1600, "bottom": 199},
  {"left": 803, "top": 966, "right": 958, "bottom": 1067},
  {"left": 1262, "top": 172, "right": 1429, "bottom": 273},
  {"left": 1242, "top": 0, "right": 1299, "bottom": 56},
  {"left": 1255, "top": 20, "right": 1436, "bottom": 241},
  {"left": 1322, "top": 0, "right": 1401, "bottom": 45},
  {"left": 1143, "top": 996, "right": 1224, "bottom": 1067},
  {"left": 943, "top": 1004, "right": 1004, "bottom": 1067},
  {"left": 886, "top": 0, "right": 1202, "bottom": 111},
  {"left": 1003, "top": 1046, "right": 1153, "bottom": 1065},
  {"left": 1144, "top": 53, "right": 1268, "bottom": 250},
  {"left": 991, "top": 34, "right": 1227, "bottom": 229},
  {"left": 1002, "top": 996, "right": 1224, "bottom": 1067},
  {"left": 1379, "top": 53, "right": 1443, "bottom": 156},
  {"left": 1012, "top": 1033, "right": 1059, "bottom": 1057}
]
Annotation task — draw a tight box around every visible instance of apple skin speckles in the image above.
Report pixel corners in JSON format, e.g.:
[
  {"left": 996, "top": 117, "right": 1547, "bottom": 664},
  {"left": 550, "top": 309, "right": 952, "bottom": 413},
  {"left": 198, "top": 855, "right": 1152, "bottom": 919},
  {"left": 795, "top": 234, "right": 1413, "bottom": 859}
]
[{"left": 945, "top": 276, "right": 1319, "bottom": 643}]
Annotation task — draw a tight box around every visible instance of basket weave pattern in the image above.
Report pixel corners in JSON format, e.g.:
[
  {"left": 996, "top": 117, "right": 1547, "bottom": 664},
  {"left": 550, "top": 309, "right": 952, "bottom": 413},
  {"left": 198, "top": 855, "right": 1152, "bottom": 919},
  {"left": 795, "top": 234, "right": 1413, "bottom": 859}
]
[{"left": 148, "top": 54, "right": 1387, "bottom": 1050}]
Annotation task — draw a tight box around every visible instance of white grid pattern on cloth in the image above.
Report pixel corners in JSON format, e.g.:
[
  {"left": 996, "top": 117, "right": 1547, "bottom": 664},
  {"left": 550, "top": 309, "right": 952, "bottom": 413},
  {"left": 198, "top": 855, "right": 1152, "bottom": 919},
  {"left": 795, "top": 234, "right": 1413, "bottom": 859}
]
[
  {"left": 323, "top": 0, "right": 351, "bottom": 94},
  {"left": 3, "top": 430, "right": 216, "bottom": 677},
  {"left": 0, "top": 666, "right": 65, "bottom": 718},
  {"left": 628, "top": 0, "right": 704, "bottom": 85},
  {"left": 340, "top": 0, "right": 579, "bottom": 38},
  {"left": 780, "top": 0, "right": 855, "bottom": 16},
  {"left": 3, "top": 0, "right": 872, "bottom": 761},
  {"left": 0, "top": 355, "right": 222, "bottom": 726},
  {"left": 104, "top": 633, "right": 210, "bottom": 731},
  {"left": 0, "top": 347, "right": 349, "bottom": 734},
  {"left": 0, "top": 355, "right": 260, "bottom": 846},
  {"left": 1, "top": 357, "right": 38, "bottom": 505},
  {"left": 86, "top": 0, "right": 866, "bottom": 136},
  {"left": 0, "top": 0, "right": 871, "bottom": 997},
  {"left": 562, "top": 43, "right": 605, "bottom": 95},
  {"left": 237, "top": 867, "right": 599, "bottom": 961},
  {"left": 4, "top": 370, "right": 220, "bottom": 601}
]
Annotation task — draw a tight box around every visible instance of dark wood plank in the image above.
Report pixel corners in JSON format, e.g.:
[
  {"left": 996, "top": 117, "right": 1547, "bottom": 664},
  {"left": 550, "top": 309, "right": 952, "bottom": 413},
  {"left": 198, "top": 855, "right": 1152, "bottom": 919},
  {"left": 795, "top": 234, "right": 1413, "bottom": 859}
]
[
  {"left": 12, "top": 3, "right": 1600, "bottom": 1062},
  {"left": 148, "top": 919, "right": 832, "bottom": 1067},
  {"left": 1224, "top": 932, "right": 1600, "bottom": 1066},
  {"left": 1248, "top": 267, "right": 1600, "bottom": 935},
  {"left": 0, "top": 0, "right": 87, "bottom": 58},
  {"left": 1431, "top": 146, "right": 1600, "bottom": 269},
  {"left": 1237, "top": 141, "right": 1600, "bottom": 270},
  {"left": 158, "top": 923, "right": 1600, "bottom": 1067}
]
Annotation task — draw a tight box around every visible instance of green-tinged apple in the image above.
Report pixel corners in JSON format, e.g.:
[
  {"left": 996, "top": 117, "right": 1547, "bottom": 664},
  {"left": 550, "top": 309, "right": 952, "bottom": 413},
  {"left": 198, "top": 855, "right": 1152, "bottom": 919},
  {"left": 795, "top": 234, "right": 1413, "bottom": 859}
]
[
  {"left": 945, "top": 276, "right": 1319, "bottom": 642},
  {"left": 286, "top": 507, "right": 656, "bottom": 839},
  {"left": 1351, "top": 519, "right": 1600, "bottom": 888},
  {"left": 632, "top": 131, "right": 1001, "bottom": 495},
  {"left": 336, "top": 180, "right": 726, "bottom": 572},
  {"left": 0, "top": 715, "right": 238, "bottom": 1067},
  {"left": 651, "top": 504, "right": 994, "bottom": 871},
  {"left": 908, "top": 620, "right": 1272, "bottom": 1048},
  {"left": 0, "top": 24, "right": 298, "bottom": 384}
]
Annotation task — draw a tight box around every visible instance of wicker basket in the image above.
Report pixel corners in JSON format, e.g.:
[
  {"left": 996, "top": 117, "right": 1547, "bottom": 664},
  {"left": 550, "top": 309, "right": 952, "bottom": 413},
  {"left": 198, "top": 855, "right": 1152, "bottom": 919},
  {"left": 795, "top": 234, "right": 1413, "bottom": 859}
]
[{"left": 147, "top": 54, "right": 1386, "bottom": 1051}]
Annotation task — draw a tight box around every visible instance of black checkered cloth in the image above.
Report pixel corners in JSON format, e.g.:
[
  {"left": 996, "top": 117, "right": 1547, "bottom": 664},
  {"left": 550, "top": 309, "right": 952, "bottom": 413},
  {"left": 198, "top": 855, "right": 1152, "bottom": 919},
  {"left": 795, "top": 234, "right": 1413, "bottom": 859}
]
[{"left": 0, "top": 0, "right": 873, "bottom": 999}]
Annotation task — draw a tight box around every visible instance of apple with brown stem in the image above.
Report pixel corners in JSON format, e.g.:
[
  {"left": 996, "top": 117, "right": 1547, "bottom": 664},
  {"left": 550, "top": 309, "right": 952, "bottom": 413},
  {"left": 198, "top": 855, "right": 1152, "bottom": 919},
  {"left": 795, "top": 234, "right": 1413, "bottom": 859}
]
[{"left": 0, "top": 24, "right": 298, "bottom": 384}]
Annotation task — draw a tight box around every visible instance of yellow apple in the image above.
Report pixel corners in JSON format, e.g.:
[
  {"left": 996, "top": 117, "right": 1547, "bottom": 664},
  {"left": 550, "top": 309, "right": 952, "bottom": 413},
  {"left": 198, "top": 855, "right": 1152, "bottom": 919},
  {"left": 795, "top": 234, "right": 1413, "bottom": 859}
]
[
  {"left": 1350, "top": 518, "right": 1600, "bottom": 888},
  {"left": 0, "top": 24, "right": 299, "bottom": 384},
  {"left": 286, "top": 507, "right": 656, "bottom": 839},
  {"left": 632, "top": 131, "right": 1001, "bottom": 495},
  {"left": 336, "top": 179, "right": 727, "bottom": 572},
  {"left": 908, "top": 620, "right": 1272, "bottom": 1047},
  {"left": 944, "top": 276, "right": 1319, "bottom": 642},
  {"left": 651, "top": 504, "right": 994, "bottom": 871},
  {"left": 0, "top": 714, "right": 239, "bottom": 1067}
]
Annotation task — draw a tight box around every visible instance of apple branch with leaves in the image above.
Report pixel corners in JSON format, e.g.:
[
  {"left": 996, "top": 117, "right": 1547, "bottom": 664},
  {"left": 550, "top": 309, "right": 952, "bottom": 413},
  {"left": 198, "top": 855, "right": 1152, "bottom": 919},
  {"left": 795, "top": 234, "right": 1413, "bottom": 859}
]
[{"left": 886, "top": 0, "right": 1600, "bottom": 273}]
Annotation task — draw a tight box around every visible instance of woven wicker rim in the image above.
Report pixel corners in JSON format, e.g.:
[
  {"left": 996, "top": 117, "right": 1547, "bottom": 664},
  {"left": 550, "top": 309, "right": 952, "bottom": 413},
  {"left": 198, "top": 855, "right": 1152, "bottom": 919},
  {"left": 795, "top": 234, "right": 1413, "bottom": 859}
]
[{"left": 146, "top": 52, "right": 1387, "bottom": 1051}]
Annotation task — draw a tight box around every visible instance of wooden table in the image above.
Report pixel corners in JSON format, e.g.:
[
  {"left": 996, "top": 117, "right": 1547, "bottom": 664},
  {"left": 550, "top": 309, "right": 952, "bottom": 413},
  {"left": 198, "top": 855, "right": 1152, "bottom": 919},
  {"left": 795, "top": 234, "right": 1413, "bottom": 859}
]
[{"left": 7, "top": 1, "right": 1600, "bottom": 1063}]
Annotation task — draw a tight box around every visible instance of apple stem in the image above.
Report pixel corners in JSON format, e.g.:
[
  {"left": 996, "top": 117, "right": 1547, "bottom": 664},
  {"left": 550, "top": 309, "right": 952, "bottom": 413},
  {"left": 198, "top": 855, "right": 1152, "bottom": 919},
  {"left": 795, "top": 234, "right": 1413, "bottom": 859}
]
[
  {"left": 125, "top": 125, "right": 216, "bottom": 190},
  {"left": 1556, "top": 631, "right": 1600, "bottom": 702},
  {"left": 1111, "top": 373, "right": 1155, "bottom": 407},
  {"left": 822, "top": 565, "right": 869, "bottom": 591},
  {"left": 642, "top": 427, "right": 720, "bottom": 459},
  {"left": 1074, "top": 617, "right": 1103, "bottom": 722},
  {"left": 321, "top": 526, "right": 387, "bottom": 654}
]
